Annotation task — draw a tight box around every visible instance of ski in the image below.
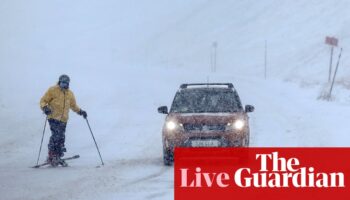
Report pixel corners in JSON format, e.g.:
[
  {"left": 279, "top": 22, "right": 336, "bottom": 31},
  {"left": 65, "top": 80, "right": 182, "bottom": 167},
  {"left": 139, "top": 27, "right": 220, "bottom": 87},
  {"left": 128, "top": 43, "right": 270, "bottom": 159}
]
[{"left": 32, "top": 155, "right": 80, "bottom": 168}]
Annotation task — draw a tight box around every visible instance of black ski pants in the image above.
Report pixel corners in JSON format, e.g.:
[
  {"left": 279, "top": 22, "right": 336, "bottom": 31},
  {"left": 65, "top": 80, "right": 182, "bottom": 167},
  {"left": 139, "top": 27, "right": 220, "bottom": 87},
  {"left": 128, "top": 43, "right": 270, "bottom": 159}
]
[{"left": 48, "top": 119, "right": 67, "bottom": 157}]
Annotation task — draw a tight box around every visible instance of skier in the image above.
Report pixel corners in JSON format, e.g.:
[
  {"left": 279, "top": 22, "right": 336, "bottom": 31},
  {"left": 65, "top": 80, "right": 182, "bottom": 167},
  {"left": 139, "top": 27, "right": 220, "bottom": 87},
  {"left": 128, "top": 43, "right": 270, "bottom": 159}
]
[{"left": 40, "top": 74, "right": 87, "bottom": 166}]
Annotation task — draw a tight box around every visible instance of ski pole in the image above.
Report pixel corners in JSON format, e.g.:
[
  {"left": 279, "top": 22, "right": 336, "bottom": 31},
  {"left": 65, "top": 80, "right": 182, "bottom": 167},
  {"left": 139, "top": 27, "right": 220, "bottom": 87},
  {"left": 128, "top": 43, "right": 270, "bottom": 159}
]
[
  {"left": 85, "top": 118, "right": 104, "bottom": 166},
  {"left": 36, "top": 116, "right": 48, "bottom": 166}
]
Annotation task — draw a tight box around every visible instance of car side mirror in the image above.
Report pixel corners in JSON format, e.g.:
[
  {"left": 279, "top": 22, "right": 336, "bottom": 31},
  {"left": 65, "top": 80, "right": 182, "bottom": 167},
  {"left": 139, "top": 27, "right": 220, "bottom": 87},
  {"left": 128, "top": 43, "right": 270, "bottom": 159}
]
[
  {"left": 158, "top": 106, "right": 168, "bottom": 114},
  {"left": 245, "top": 105, "right": 254, "bottom": 113}
]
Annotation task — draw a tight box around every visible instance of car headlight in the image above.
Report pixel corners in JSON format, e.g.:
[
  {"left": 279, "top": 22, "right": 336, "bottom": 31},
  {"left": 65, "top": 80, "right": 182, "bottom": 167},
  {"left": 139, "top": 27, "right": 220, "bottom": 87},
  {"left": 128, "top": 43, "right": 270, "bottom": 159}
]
[
  {"left": 166, "top": 121, "right": 177, "bottom": 130},
  {"left": 226, "top": 119, "right": 245, "bottom": 131},
  {"left": 234, "top": 120, "right": 245, "bottom": 130},
  {"left": 165, "top": 120, "right": 183, "bottom": 131}
]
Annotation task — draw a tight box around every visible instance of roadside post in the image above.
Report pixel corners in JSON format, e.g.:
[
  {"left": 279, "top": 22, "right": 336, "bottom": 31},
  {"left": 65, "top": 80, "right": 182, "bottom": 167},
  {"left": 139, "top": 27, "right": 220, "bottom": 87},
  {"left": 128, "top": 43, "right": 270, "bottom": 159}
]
[
  {"left": 327, "top": 48, "right": 343, "bottom": 101},
  {"left": 325, "top": 36, "right": 338, "bottom": 82},
  {"left": 211, "top": 41, "right": 218, "bottom": 72}
]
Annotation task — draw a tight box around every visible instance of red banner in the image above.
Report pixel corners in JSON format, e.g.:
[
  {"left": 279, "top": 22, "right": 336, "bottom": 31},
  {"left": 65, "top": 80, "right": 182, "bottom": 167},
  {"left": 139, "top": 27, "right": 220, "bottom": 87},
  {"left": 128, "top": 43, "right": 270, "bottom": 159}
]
[{"left": 175, "top": 148, "right": 350, "bottom": 200}]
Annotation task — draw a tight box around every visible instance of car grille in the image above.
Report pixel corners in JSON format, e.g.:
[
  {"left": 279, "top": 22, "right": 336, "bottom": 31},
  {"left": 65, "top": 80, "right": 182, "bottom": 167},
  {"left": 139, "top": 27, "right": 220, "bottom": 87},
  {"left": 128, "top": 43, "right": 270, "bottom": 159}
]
[{"left": 183, "top": 123, "right": 226, "bottom": 132}]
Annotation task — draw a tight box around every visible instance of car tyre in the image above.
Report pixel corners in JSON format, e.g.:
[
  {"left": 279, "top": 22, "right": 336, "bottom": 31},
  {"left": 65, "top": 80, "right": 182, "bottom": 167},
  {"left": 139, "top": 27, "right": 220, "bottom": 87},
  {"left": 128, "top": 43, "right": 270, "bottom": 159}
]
[{"left": 163, "top": 148, "right": 173, "bottom": 166}]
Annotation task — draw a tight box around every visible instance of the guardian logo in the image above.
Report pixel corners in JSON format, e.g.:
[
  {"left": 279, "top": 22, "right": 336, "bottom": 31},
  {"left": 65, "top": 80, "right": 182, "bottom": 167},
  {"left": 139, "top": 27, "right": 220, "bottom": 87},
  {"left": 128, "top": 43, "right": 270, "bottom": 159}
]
[{"left": 180, "top": 152, "right": 345, "bottom": 188}]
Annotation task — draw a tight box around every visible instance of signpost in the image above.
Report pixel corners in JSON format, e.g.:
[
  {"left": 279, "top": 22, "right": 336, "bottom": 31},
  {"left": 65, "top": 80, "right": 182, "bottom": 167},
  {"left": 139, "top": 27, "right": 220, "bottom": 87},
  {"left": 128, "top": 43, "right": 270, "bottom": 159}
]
[
  {"left": 327, "top": 48, "right": 343, "bottom": 100},
  {"left": 325, "top": 36, "right": 338, "bottom": 82},
  {"left": 264, "top": 40, "right": 267, "bottom": 80},
  {"left": 211, "top": 41, "right": 218, "bottom": 72}
]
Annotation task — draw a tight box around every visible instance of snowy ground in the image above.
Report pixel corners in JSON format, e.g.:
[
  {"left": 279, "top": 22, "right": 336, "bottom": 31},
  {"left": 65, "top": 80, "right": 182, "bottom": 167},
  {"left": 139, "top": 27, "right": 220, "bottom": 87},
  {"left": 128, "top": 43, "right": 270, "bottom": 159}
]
[
  {"left": 1, "top": 0, "right": 350, "bottom": 199},
  {"left": 1, "top": 68, "right": 350, "bottom": 200}
]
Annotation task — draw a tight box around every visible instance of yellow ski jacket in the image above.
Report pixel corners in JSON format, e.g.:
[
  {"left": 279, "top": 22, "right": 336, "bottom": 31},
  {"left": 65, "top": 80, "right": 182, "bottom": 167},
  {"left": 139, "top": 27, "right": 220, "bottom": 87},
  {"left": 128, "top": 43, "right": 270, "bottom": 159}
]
[{"left": 40, "top": 85, "right": 80, "bottom": 123}]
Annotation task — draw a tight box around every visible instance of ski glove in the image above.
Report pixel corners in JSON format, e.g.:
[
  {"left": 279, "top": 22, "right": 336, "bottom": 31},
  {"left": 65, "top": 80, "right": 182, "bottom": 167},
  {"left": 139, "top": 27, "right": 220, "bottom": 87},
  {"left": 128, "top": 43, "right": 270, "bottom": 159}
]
[
  {"left": 43, "top": 106, "right": 52, "bottom": 115},
  {"left": 78, "top": 109, "right": 87, "bottom": 119}
]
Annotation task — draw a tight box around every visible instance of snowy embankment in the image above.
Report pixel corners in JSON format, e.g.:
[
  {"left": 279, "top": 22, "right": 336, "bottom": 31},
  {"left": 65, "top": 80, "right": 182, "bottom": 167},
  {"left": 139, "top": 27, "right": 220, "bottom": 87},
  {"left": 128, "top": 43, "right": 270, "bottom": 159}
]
[{"left": 1, "top": 0, "right": 350, "bottom": 199}]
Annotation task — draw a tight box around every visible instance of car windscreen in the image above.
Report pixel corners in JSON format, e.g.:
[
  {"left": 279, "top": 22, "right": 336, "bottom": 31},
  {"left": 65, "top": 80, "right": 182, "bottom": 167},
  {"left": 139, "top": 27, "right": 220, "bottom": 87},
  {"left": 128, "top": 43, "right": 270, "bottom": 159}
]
[{"left": 170, "top": 89, "right": 243, "bottom": 113}]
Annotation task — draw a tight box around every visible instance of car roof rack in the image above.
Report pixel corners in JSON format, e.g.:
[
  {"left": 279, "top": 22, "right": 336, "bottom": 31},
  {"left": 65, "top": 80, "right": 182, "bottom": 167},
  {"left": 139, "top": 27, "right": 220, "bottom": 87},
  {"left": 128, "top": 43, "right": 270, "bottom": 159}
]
[{"left": 180, "top": 83, "right": 234, "bottom": 89}]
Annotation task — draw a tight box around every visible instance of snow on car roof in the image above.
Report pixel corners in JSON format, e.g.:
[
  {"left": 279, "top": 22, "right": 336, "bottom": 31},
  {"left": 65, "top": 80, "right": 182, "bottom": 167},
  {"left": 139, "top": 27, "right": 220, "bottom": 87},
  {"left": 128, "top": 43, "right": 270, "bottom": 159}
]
[
  {"left": 179, "top": 85, "right": 235, "bottom": 92},
  {"left": 180, "top": 83, "right": 234, "bottom": 89}
]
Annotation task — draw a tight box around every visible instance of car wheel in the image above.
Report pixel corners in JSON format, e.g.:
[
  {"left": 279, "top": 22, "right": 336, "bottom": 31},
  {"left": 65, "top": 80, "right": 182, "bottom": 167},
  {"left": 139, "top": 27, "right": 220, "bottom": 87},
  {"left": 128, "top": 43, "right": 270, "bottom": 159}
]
[
  {"left": 163, "top": 148, "right": 173, "bottom": 166},
  {"left": 244, "top": 133, "right": 250, "bottom": 147}
]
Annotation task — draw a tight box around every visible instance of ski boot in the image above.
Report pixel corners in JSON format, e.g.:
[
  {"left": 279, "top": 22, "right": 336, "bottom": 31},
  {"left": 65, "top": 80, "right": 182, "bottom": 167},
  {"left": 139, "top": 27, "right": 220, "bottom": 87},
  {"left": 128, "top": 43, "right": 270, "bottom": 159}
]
[
  {"left": 47, "top": 154, "right": 59, "bottom": 167},
  {"left": 47, "top": 156, "right": 68, "bottom": 167},
  {"left": 58, "top": 158, "right": 68, "bottom": 167},
  {"left": 47, "top": 151, "right": 55, "bottom": 166},
  {"left": 47, "top": 151, "right": 67, "bottom": 167},
  {"left": 57, "top": 150, "right": 68, "bottom": 167}
]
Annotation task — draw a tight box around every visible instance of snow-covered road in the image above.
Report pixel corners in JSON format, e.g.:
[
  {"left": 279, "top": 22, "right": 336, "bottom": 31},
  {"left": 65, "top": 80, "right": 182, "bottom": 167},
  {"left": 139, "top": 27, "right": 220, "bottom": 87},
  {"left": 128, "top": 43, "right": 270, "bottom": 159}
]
[{"left": 1, "top": 68, "right": 349, "bottom": 200}]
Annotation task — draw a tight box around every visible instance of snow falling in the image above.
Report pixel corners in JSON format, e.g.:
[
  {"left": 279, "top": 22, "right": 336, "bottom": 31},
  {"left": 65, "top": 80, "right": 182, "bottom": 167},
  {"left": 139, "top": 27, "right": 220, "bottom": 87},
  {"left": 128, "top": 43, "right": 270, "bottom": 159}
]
[{"left": 1, "top": 0, "right": 350, "bottom": 199}]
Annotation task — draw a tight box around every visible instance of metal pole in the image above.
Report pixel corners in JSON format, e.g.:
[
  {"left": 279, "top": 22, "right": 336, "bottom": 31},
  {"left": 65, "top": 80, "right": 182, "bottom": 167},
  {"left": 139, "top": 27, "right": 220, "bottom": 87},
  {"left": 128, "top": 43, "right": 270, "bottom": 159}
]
[
  {"left": 210, "top": 46, "right": 213, "bottom": 72},
  {"left": 328, "top": 48, "right": 343, "bottom": 100},
  {"left": 85, "top": 118, "right": 104, "bottom": 165},
  {"left": 36, "top": 117, "right": 48, "bottom": 165},
  {"left": 211, "top": 41, "right": 217, "bottom": 72},
  {"left": 264, "top": 40, "right": 267, "bottom": 80},
  {"left": 214, "top": 43, "right": 217, "bottom": 72},
  {"left": 328, "top": 46, "right": 334, "bottom": 83}
]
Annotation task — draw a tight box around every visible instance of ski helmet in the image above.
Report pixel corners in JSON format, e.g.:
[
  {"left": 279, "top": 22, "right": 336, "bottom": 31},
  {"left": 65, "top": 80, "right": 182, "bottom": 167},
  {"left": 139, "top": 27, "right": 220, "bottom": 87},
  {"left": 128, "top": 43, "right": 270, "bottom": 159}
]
[{"left": 58, "top": 74, "right": 70, "bottom": 89}]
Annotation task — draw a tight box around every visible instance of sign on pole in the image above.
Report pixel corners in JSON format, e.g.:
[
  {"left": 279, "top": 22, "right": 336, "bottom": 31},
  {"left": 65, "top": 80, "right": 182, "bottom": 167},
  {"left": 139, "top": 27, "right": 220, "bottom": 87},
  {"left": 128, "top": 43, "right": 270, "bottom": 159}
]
[
  {"left": 325, "top": 36, "right": 338, "bottom": 83},
  {"left": 325, "top": 37, "right": 338, "bottom": 46}
]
